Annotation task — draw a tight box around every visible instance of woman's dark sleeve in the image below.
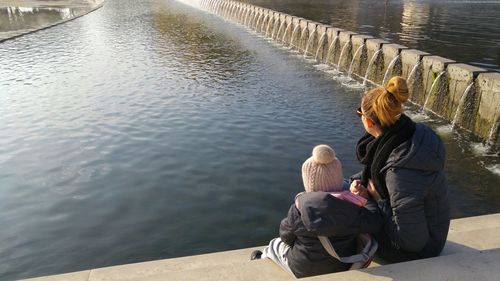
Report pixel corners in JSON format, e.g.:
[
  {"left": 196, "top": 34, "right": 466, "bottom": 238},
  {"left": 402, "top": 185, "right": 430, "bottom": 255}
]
[
  {"left": 349, "top": 171, "right": 363, "bottom": 183},
  {"left": 279, "top": 204, "right": 299, "bottom": 246},
  {"left": 379, "top": 168, "right": 429, "bottom": 252}
]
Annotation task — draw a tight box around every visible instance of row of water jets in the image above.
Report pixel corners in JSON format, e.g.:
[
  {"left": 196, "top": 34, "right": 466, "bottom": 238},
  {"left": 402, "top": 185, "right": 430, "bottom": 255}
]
[
  {"left": 199, "top": 0, "right": 386, "bottom": 85},
  {"left": 195, "top": 0, "right": 497, "bottom": 148}
]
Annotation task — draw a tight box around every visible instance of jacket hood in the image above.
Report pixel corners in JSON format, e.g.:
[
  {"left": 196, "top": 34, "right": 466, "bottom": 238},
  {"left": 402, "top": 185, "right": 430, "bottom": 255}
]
[
  {"left": 386, "top": 124, "right": 445, "bottom": 172},
  {"left": 296, "top": 192, "right": 382, "bottom": 237}
]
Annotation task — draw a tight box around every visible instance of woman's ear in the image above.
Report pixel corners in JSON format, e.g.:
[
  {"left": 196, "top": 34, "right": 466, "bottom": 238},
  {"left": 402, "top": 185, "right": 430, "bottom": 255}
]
[{"left": 365, "top": 117, "right": 374, "bottom": 128}]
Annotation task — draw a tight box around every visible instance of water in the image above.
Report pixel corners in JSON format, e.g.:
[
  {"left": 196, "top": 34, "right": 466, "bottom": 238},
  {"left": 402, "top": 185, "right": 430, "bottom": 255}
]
[
  {"left": 0, "top": 3, "right": 92, "bottom": 41},
  {"left": 451, "top": 82, "right": 475, "bottom": 131},
  {"left": 406, "top": 60, "right": 420, "bottom": 82},
  {"left": 314, "top": 31, "right": 327, "bottom": 61},
  {"left": 0, "top": 0, "right": 499, "bottom": 280},
  {"left": 242, "top": 0, "right": 500, "bottom": 71},
  {"left": 382, "top": 54, "right": 400, "bottom": 85},
  {"left": 337, "top": 40, "right": 350, "bottom": 70},
  {"left": 348, "top": 43, "right": 364, "bottom": 76},
  {"left": 363, "top": 48, "right": 382, "bottom": 85},
  {"left": 325, "top": 34, "right": 339, "bottom": 63},
  {"left": 303, "top": 31, "right": 316, "bottom": 57},
  {"left": 422, "top": 70, "right": 446, "bottom": 111}
]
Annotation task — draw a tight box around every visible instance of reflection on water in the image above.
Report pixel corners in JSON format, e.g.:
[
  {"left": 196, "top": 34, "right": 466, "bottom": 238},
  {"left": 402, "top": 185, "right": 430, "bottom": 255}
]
[
  {"left": 6, "top": 7, "right": 75, "bottom": 21},
  {"left": 0, "top": 7, "right": 87, "bottom": 30},
  {"left": 0, "top": 4, "right": 93, "bottom": 41},
  {"left": 242, "top": 0, "right": 500, "bottom": 71},
  {"left": 151, "top": 7, "right": 253, "bottom": 81},
  {"left": 0, "top": 0, "right": 498, "bottom": 280},
  {"left": 400, "top": 1, "right": 430, "bottom": 44}
]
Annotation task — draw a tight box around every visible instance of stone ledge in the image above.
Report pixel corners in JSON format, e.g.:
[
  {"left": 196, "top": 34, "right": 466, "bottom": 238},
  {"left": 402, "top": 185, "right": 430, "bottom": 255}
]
[
  {"left": 309, "top": 249, "right": 500, "bottom": 281},
  {"left": 23, "top": 213, "right": 500, "bottom": 281}
]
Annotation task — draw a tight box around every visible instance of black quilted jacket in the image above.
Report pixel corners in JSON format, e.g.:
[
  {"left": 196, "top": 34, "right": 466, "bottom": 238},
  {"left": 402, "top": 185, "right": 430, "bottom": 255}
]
[{"left": 279, "top": 197, "right": 380, "bottom": 278}]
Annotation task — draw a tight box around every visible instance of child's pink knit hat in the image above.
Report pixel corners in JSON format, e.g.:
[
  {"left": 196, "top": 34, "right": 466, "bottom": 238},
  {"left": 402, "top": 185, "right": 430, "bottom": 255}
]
[{"left": 302, "top": 144, "right": 343, "bottom": 192}]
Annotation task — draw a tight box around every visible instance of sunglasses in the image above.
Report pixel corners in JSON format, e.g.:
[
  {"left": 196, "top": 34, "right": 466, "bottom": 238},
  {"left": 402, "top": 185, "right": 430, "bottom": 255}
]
[{"left": 356, "top": 107, "right": 364, "bottom": 118}]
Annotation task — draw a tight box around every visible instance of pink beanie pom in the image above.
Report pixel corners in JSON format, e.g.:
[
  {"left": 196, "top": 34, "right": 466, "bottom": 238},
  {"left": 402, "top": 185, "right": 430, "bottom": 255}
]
[
  {"left": 302, "top": 144, "right": 343, "bottom": 193},
  {"left": 312, "top": 144, "right": 336, "bottom": 164}
]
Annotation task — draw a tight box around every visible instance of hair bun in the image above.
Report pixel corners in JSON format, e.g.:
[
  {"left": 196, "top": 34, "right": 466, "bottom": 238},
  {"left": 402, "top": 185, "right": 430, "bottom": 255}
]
[
  {"left": 386, "top": 76, "right": 409, "bottom": 103},
  {"left": 312, "top": 144, "right": 336, "bottom": 164}
]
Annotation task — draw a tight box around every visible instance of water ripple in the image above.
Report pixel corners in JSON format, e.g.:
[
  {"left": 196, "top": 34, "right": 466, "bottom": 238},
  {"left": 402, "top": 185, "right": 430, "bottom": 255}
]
[{"left": 0, "top": 0, "right": 499, "bottom": 280}]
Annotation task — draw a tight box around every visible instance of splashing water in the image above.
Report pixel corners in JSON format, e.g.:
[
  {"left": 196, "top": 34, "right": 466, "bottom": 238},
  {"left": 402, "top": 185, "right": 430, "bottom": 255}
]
[
  {"left": 325, "top": 35, "right": 339, "bottom": 64},
  {"left": 422, "top": 71, "right": 446, "bottom": 112},
  {"left": 451, "top": 82, "right": 475, "bottom": 131},
  {"left": 407, "top": 61, "right": 421, "bottom": 85},
  {"left": 314, "top": 32, "right": 327, "bottom": 61},
  {"left": 281, "top": 22, "right": 292, "bottom": 44},
  {"left": 405, "top": 109, "right": 429, "bottom": 122},
  {"left": 348, "top": 43, "right": 365, "bottom": 77},
  {"left": 363, "top": 48, "right": 382, "bottom": 86},
  {"left": 289, "top": 25, "right": 301, "bottom": 48},
  {"left": 313, "top": 63, "right": 331, "bottom": 70},
  {"left": 303, "top": 30, "right": 316, "bottom": 58},
  {"left": 275, "top": 21, "right": 286, "bottom": 41},
  {"left": 297, "top": 26, "right": 308, "bottom": 50},
  {"left": 336, "top": 40, "right": 350, "bottom": 70},
  {"left": 382, "top": 55, "right": 400, "bottom": 86},
  {"left": 472, "top": 143, "right": 488, "bottom": 154},
  {"left": 435, "top": 125, "right": 453, "bottom": 136},
  {"left": 486, "top": 164, "right": 500, "bottom": 177}
]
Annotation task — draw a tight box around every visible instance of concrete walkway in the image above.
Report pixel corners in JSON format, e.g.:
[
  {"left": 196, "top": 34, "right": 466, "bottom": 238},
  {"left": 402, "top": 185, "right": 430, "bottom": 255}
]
[{"left": 24, "top": 213, "right": 500, "bottom": 281}]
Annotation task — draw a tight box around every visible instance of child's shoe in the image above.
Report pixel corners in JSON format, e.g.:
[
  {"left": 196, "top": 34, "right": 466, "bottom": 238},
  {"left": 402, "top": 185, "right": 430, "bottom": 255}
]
[{"left": 250, "top": 250, "right": 262, "bottom": 260}]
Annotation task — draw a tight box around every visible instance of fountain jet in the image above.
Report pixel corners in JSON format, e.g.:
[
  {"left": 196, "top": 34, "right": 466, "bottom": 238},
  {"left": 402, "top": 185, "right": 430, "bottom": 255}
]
[
  {"left": 363, "top": 48, "right": 382, "bottom": 86},
  {"left": 382, "top": 55, "right": 400, "bottom": 86},
  {"left": 451, "top": 82, "right": 475, "bottom": 131},
  {"left": 422, "top": 71, "right": 446, "bottom": 112},
  {"left": 314, "top": 32, "right": 327, "bottom": 61},
  {"left": 337, "top": 40, "right": 351, "bottom": 70},
  {"left": 348, "top": 44, "right": 365, "bottom": 77}
]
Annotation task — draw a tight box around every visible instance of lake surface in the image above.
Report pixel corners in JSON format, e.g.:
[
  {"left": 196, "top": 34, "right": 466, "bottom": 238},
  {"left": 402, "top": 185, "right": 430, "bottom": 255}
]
[{"left": 0, "top": 0, "right": 499, "bottom": 279}]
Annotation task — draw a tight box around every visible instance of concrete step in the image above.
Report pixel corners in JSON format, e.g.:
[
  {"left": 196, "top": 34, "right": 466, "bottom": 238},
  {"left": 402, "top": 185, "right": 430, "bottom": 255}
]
[
  {"left": 31, "top": 248, "right": 500, "bottom": 281},
  {"left": 309, "top": 248, "right": 500, "bottom": 281},
  {"left": 80, "top": 246, "right": 264, "bottom": 281},
  {"left": 24, "top": 213, "right": 500, "bottom": 281},
  {"left": 449, "top": 213, "right": 500, "bottom": 232},
  {"left": 443, "top": 213, "right": 500, "bottom": 255},
  {"left": 91, "top": 259, "right": 292, "bottom": 281}
]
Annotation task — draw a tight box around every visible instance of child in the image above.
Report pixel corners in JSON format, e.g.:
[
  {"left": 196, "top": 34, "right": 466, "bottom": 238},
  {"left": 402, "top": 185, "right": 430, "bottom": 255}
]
[{"left": 251, "top": 144, "right": 375, "bottom": 278}]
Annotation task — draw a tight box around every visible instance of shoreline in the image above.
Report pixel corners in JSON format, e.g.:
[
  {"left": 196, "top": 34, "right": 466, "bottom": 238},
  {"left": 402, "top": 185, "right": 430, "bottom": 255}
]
[
  {"left": 0, "top": 0, "right": 104, "bottom": 42},
  {"left": 0, "top": 0, "right": 97, "bottom": 8}
]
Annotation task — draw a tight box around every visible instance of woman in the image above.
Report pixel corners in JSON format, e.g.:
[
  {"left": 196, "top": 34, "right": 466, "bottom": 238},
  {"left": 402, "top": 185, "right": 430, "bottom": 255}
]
[{"left": 296, "top": 76, "right": 450, "bottom": 262}]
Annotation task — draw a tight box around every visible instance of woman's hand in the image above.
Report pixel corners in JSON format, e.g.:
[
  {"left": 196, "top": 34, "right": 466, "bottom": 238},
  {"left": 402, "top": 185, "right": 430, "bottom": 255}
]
[
  {"left": 350, "top": 180, "right": 368, "bottom": 198},
  {"left": 367, "top": 179, "right": 382, "bottom": 201}
]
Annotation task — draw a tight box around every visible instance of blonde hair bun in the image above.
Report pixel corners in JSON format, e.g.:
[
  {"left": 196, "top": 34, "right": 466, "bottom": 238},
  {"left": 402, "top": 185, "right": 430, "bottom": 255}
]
[
  {"left": 386, "top": 76, "right": 409, "bottom": 103},
  {"left": 312, "top": 144, "right": 336, "bottom": 164}
]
